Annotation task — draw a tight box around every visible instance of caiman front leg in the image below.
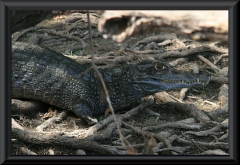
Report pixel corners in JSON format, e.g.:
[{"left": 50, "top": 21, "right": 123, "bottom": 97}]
[{"left": 71, "top": 99, "right": 98, "bottom": 124}]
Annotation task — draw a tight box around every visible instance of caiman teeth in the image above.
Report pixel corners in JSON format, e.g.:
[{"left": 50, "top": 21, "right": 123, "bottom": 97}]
[{"left": 163, "top": 78, "right": 207, "bottom": 84}]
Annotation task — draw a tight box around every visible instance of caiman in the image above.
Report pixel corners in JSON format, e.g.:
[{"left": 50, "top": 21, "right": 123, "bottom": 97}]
[{"left": 12, "top": 42, "right": 210, "bottom": 123}]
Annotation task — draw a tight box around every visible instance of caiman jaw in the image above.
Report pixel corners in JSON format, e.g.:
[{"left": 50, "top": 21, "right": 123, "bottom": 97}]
[
  {"left": 160, "top": 76, "right": 210, "bottom": 86},
  {"left": 132, "top": 61, "right": 211, "bottom": 94}
]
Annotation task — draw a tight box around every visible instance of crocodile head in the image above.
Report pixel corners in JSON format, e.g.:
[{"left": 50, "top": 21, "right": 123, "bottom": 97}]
[{"left": 131, "top": 60, "right": 210, "bottom": 95}]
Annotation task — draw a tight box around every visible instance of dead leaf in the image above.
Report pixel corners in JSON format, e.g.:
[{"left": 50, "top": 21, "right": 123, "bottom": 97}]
[
  {"left": 97, "top": 77, "right": 113, "bottom": 104},
  {"left": 126, "top": 146, "right": 137, "bottom": 155},
  {"left": 104, "top": 106, "right": 111, "bottom": 117}
]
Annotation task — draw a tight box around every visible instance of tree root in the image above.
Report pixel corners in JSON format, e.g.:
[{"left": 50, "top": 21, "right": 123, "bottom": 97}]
[
  {"left": 146, "top": 119, "right": 202, "bottom": 131},
  {"left": 133, "top": 33, "right": 177, "bottom": 48},
  {"left": 12, "top": 127, "right": 114, "bottom": 155},
  {"left": 176, "top": 137, "right": 228, "bottom": 150},
  {"left": 11, "top": 99, "right": 44, "bottom": 114},
  {"left": 36, "top": 111, "right": 67, "bottom": 132},
  {"left": 38, "top": 29, "right": 86, "bottom": 48},
  {"left": 184, "top": 122, "right": 227, "bottom": 137}
]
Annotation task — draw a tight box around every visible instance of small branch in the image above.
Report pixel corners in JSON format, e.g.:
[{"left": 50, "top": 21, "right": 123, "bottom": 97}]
[
  {"left": 157, "top": 147, "right": 189, "bottom": 155},
  {"left": 146, "top": 120, "right": 201, "bottom": 131},
  {"left": 130, "top": 49, "right": 164, "bottom": 54},
  {"left": 214, "top": 54, "right": 228, "bottom": 65},
  {"left": 167, "top": 102, "right": 211, "bottom": 122},
  {"left": 179, "top": 88, "right": 189, "bottom": 101},
  {"left": 187, "top": 96, "right": 219, "bottom": 108},
  {"left": 19, "top": 147, "right": 38, "bottom": 155},
  {"left": 161, "top": 44, "right": 227, "bottom": 58},
  {"left": 176, "top": 136, "right": 228, "bottom": 149},
  {"left": 157, "top": 39, "right": 173, "bottom": 47},
  {"left": 198, "top": 149, "right": 228, "bottom": 155},
  {"left": 35, "top": 111, "right": 67, "bottom": 132},
  {"left": 184, "top": 124, "right": 224, "bottom": 136},
  {"left": 210, "top": 74, "right": 228, "bottom": 84},
  {"left": 12, "top": 26, "right": 51, "bottom": 43},
  {"left": 38, "top": 29, "right": 86, "bottom": 48},
  {"left": 145, "top": 108, "right": 161, "bottom": 121},
  {"left": 133, "top": 33, "right": 177, "bottom": 48},
  {"left": 197, "top": 55, "right": 220, "bottom": 72},
  {"left": 122, "top": 121, "right": 154, "bottom": 139},
  {"left": 169, "top": 58, "right": 188, "bottom": 67},
  {"left": 12, "top": 118, "right": 24, "bottom": 130}
]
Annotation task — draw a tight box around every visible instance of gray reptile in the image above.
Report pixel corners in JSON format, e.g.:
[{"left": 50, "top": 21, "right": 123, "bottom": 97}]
[{"left": 12, "top": 42, "right": 210, "bottom": 123}]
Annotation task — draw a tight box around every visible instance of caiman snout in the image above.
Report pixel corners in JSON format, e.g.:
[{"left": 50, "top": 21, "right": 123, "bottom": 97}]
[{"left": 132, "top": 61, "right": 210, "bottom": 94}]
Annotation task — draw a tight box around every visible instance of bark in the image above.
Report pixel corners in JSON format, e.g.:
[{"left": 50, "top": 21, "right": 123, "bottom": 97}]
[{"left": 98, "top": 10, "right": 228, "bottom": 43}]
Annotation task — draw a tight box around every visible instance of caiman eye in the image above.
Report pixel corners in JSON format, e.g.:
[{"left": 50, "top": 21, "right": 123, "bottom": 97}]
[{"left": 154, "top": 63, "right": 168, "bottom": 71}]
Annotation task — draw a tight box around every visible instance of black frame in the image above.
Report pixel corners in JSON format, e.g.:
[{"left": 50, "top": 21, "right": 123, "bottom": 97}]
[{"left": 0, "top": 0, "right": 239, "bottom": 164}]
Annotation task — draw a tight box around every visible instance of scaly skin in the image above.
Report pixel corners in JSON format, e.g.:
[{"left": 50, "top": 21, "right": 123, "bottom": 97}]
[{"left": 12, "top": 42, "right": 210, "bottom": 123}]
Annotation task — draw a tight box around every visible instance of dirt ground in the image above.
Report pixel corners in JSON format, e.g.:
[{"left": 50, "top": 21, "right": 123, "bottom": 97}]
[{"left": 11, "top": 11, "right": 228, "bottom": 155}]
